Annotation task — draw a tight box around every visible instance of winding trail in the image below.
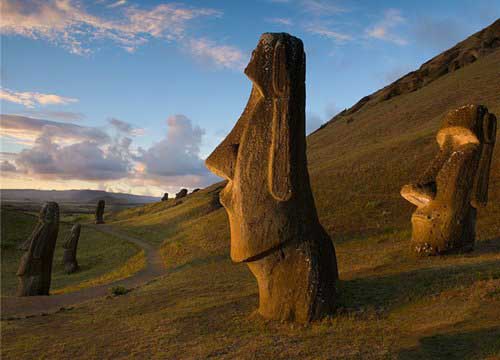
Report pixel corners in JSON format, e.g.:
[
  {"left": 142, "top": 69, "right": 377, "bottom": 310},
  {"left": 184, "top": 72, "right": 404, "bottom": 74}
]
[{"left": 1, "top": 225, "right": 164, "bottom": 320}]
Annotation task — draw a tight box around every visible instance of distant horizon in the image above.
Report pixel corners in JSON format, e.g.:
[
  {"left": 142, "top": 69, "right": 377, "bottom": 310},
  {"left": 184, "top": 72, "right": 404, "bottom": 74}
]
[{"left": 1, "top": 0, "right": 499, "bottom": 197}]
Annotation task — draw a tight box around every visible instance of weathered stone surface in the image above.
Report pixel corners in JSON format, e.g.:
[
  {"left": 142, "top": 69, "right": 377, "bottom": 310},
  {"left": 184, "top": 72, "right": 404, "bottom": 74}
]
[
  {"left": 17, "top": 202, "right": 59, "bottom": 296},
  {"left": 95, "top": 200, "right": 105, "bottom": 224},
  {"left": 62, "top": 224, "right": 81, "bottom": 274},
  {"left": 401, "top": 105, "right": 497, "bottom": 255},
  {"left": 161, "top": 193, "right": 169, "bottom": 201},
  {"left": 175, "top": 189, "right": 188, "bottom": 199},
  {"left": 206, "top": 33, "right": 338, "bottom": 322}
]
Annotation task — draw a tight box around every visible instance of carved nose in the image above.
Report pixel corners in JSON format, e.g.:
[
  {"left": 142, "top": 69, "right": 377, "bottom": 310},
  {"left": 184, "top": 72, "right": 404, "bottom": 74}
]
[{"left": 205, "top": 143, "right": 239, "bottom": 180}]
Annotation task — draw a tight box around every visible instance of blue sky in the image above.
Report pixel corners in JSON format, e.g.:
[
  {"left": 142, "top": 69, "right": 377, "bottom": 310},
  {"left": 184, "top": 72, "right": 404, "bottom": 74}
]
[{"left": 1, "top": 0, "right": 499, "bottom": 196}]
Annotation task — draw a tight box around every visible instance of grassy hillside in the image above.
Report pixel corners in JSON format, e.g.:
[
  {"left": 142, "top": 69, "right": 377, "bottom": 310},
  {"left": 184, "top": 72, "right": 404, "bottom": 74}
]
[
  {"left": 2, "top": 26, "right": 500, "bottom": 359},
  {"left": 0, "top": 208, "right": 144, "bottom": 295}
]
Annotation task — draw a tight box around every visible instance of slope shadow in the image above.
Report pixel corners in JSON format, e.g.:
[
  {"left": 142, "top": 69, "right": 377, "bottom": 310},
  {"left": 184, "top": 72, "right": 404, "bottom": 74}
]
[
  {"left": 397, "top": 326, "right": 500, "bottom": 360},
  {"left": 338, "top": 259, "right": 500, "bottom": 311}
]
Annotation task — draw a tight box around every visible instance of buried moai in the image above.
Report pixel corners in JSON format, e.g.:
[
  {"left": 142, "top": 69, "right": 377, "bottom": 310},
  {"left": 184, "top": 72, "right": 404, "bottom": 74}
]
[
  {"left": 62, "top": 224, "right": 81, "bottom": 274},
  {"left": 206, "top": 33, "right": 338, "bottom": 322},
  {"left": 401, "top": 105, "right": 497, "bottom": 255},
  {"left": 161, "top": 193, "right": 169, "bottom": 201},
  {"left": 17, "top": 202, "right": 60, "bottom": 296},
  {"left": 95, "top": 200, "right": 105, "bottom": 224},
  {"left": 175, "top": 189, "right": 188, "bottom": 199}
]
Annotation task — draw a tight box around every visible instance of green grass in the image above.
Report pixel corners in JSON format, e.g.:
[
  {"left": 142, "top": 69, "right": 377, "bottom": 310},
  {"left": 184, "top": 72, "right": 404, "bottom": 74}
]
[{"left": 1, "top": 208, "right": 144, "bottom": 296}]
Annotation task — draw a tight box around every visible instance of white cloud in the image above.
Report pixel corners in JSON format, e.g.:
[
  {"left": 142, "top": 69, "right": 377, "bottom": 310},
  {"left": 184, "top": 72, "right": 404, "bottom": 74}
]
[
  {"left": 266, "top": 17, "right": 293, "bottom": 26},
  {"left": 366, "top": 9, "right": 407, "bottom": 45},
  {"left": 15, "top": 132, "right": 131, "bottom": 180},
  {"left": 0, "top": 0, "right": 244, "bottom": 69},
  {"left": 188, "top": 38, "right": 245, "bottom": 70},
  {"left": 138, "top": 114, "right": 209, "bottom": 177},
  {"left": 0, "top": 87, "right": 78, "bottom": 108},
  {"left": 304, "top": 24, "right": 352, "bottom": 42}
]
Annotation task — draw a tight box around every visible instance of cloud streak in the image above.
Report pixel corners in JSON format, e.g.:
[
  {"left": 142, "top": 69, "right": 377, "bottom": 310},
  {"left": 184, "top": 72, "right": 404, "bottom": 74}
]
[
  {"left": 0, "top": 114, "right": 109, "bottom": 145},
  {"left": 304, "top": 24, "right": 352, "bottom": 42},
  {"left": 0, "top": 87, "right": 78, "bottom": 108}
]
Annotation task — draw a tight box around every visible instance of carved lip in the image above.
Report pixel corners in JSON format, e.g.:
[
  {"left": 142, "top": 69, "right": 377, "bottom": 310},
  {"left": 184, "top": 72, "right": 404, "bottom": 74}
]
[{"left": 219, "top": 181, "right": 233, "bottom": 209}]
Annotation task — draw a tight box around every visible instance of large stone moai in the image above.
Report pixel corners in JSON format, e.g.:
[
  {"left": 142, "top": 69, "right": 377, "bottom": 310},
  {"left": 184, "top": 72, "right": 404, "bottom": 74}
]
[
  {"left": 175, "top": 189, "right": 188, "bottom": 200},
  {"left": 17, "top": 202, "right": 60, "bottom": 296},
  {"left": 401, "top": 105, "right": 497, "bottom": 255},
  {"left": 161, "top": 193, "right": 169, "bottom": 201},
  {"left": 62, "top": 224, "right": 81, "bottom": 274},
  {"left": 95, "top": 200, "right": 105, "bottom": 224},
  {"left": 205, "top": 33, "right": 338, "bottom": 322}
]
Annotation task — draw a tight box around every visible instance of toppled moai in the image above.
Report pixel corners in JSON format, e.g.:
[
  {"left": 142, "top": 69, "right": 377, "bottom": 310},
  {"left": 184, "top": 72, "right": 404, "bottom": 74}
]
[
  {"left": 401, "top": 105, "right": 497, "bottom": 255},
  {"left": 191, "top": 188, "right": 200, "bottom": 194},
  {"left": 17, "top": 202, "right": 60, "bottom": 296},
  {"left": 62, "top": 224, "right": 81, "bottom": 274},
  {"left": 161, "top": 193, "right": 169, "bottom": 201},
  {"left": 95, "top": 200, "right": 105, "bottom": 224},
  {"left": 175, "top": 189, "right": 188, "bottom": 199},
  {"left": 206, "top": 33, "right": 338, "bottom": 323}
]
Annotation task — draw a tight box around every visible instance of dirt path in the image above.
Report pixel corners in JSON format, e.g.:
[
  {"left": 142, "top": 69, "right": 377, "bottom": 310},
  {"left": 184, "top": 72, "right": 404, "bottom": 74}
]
[{"left": 1, "top": 225, "right": 164, "bottom": 320}]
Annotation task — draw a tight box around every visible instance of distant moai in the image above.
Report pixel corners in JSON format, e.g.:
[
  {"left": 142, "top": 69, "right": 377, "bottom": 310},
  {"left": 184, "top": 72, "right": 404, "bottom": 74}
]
[
  {"left": 175, "top": 189, "right": 188, "bottom": 200},
  {"left": 401, "top": 105, "right": 497, "bottom": 255},
  {"left": 95, "top": 200, "right": 105, "bottom": 224},
  {"left": 205, "top": 33, "right": 338, "bottom": 323},
  {"left": 17, "top": 202, "right": 60, "bottom": 296},
  {"left": 62, "top": 224, "right": 81, "bottom": 274},
  {"left": 161, "top": 193, "right": 169, "bottom": 201}
]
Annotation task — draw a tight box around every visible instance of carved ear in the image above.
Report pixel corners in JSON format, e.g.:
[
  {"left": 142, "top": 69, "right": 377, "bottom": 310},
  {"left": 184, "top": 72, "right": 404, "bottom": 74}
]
[
  {"left": 269, "top": 40, "right": 293, "bottom": 201},
  {"left": 472, "top": 113, "right": 497, "bottom": 207}
]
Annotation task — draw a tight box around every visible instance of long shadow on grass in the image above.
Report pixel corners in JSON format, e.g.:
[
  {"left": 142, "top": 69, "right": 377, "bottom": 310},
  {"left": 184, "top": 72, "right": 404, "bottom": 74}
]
[
  {"left": 474, "top": 237, "right": 500, "bottom": 255},
  {"left": 397, "top": 326, "right": 500, "bottom": 360},
  {"left": 338, "top": 259, "right": 500, "bottom": 311}
]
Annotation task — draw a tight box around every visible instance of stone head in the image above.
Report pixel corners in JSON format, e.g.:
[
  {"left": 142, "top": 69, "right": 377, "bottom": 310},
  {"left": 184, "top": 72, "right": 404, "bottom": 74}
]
[
  {"left": 401, "top": 105, "right": 497, "bottom": 253},
  {"left": 40, "top": 202, "right": 59, "bottom": 225},
  {"left": 206, "top": 33, "right": 318, "bottom": 262}
]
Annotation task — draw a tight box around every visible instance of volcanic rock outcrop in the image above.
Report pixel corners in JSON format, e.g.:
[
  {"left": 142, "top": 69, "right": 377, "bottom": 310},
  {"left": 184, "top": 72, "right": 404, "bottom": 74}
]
[
  {"left": 62, "top": 223, "right": 81, "bottom": 274},
  {"left": 325, "top": 19, "right": 500, "bottom": 127},
  {"left": 175, "top": 189, "right": 188, "bottom": 200},
  {"left": 161, "top": 193, "right": 169, "bottom": 201},
  {"left": 401, "top": 105, "right": 497, "bottom": 255},
  {"left": 206, "top": 33, "right": 338, "bottom": 322},
  {"left": 17, "top": 202, "right": 60, "bottom": 296},
  {"left": 95, "top": 200, "right": 105, "bottom": 224}
]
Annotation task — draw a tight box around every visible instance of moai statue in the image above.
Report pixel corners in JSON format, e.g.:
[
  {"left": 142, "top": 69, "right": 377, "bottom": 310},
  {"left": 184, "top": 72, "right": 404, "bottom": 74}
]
[
  {"left": 62, "top": 224, "right": 81, "bottom": 274},
  {"left": 95, "top": 199, "right": 105, "bottom": 224},
  {"left": 401, "top": 105, "right": 497, "bottom": 255},
  {"left": 17, "top": 202, "right": 60, "bottom": 296},
  {"left": 175, "top": 189, "right": 188, "bottom": 200},
  {"left": 206, "top": 33, "right": 338, "bottom": 322},
  {"left": 161, "top": 193, "right": 169, "bottom": 201}
]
